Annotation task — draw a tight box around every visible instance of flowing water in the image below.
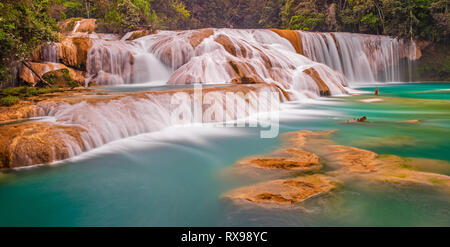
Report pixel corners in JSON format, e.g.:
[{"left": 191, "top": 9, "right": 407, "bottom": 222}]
[
  {"left": 0, "top": 29, "right": 447, "bottom": 226},
  {"left": 0, "top": 83, "right": 449, "bottom": 226}
]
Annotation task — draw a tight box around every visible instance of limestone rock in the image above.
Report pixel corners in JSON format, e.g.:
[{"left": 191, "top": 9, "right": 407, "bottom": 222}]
[
  {"left": 59, "top": 36, "right": 93, "bottom": 70},
  {"left": 223, "top": 175, "right": 337, "bottom": 206},
  {"left": 270, "top": 29, "right": 303, "bottom": 54},
  {"left": 42, "top": 68, "right": 84, "bottom": 88},
  {"left": 0, "top": 122, "right": 86, "bottom": 169}
]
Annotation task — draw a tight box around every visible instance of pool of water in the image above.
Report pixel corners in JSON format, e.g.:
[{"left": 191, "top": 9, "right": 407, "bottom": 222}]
[{"left": 0, "top": 83, "right": 449, "bottom": 226}]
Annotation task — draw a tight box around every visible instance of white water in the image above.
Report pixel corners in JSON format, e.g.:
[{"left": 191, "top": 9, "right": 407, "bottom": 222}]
[
  {"left": 86, "top": 29, "right": 349, "bottom": 98},
  {"left": 72, "top": 21, "right": 81, "bottom": 33},
  {"left": 13, "top": 29, "right": 422, "bottom": 166},
  {"left": 299, "top": 31, "right": 419, "bottom": 82},
  {"left": 41, "top": 42, "right": 59, "bottom": 63},
  {"left": 24, "top": 85, "right": 282, "bottom": 164},
  {"left": 85, "top": 38, "right": 172, "bottom": 86}
]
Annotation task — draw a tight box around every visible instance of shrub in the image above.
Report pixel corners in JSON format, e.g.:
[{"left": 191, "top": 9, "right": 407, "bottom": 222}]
[{"left": 0, "top": 95, "right": 19, "bottom": 106}]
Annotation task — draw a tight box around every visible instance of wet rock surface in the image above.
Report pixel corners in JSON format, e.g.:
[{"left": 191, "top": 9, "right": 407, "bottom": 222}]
[{"left": 223, "top": 130, "right": 450, "bottom": 208}]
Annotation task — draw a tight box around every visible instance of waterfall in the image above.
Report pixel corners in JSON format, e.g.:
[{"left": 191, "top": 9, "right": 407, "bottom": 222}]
[
  {"left": 299, "top": 31, "right": 419, "bottom": 82},
  {"left": 85, "top": 38, "right": 172, "bottom": 86},
  {"left": 23, "top": 84, "right": 283, "bottom": 164},
  {"left": 40, "top": 42, "right": 59, "bottom": 63},
  {"left": 85, "top": 29, "right": 349, "bottom": 98},
  {"left": 72, "top": 21, "right": 81, "bottom": 33}
]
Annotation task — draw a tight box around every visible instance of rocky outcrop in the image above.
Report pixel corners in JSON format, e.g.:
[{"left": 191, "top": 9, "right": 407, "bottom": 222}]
[
  {"left": 223, "top": 174, "right": 336, "bottom": 206},
  {"left": 42, "top": 68, "right": 84, "bottom": 88},
  {"left": 19, "top": 62, "right": 85, "bottom": 86},
  {"left": 269, "top": 29, "right": 303, "bottom": 54},
  {"left": 19, "top": 62, "right": 64, "bottom": 86},
  {"left": 190, "top": 28, "right": 214, "bottom": 48},
  {"left": 303, "top": 67, "right": 331, "bottom": 96},
  {"left": 0, "top": 102, "right": 43, "bottom": 123},
  {"left": 123, "top": 29, "right": 155, "bottom": 41},
  {"left": 0, "top": 122, "right": 86, "bottom": 169},
  {"left": 231, "top": 148, "right": 321, "bottom": 178},
  {"left": 59, "top": 35, "right": 93, "bottom": 70},
  {"left": 223, "top": 130, "right": 450, "bottom": 208},
  {"left": 59, "top": 18, "right": 96, "bottom": 33},
  {"left": 74, "top": 19, "right": 96, "bottom": 33}
]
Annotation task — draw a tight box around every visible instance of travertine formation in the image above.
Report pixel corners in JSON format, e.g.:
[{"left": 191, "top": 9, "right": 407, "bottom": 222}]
[{"left": 223, "top": 130, "right": 450, "bottom": 208}]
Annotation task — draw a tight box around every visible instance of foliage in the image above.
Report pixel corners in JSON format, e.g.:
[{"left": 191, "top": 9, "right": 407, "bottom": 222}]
[
  {"left": 1, "top": 0, "right": 449, "bottom": 87},
  {"left": 0, "top": 0, "right": 59, "bottom": 85},
  {"left": 0, "top": 95, "right": 19, "bottom": 106},
  {"left": 0, "top": 86, "right": 64, "bottom": 106}
]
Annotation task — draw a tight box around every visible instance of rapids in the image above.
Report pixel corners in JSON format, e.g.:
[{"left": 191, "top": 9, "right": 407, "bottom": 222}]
[{"left": 1, "top": 28, "right": 422, "bottom": 167}]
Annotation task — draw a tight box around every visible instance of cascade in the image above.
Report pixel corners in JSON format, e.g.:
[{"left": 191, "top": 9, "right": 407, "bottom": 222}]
[
  {"left": 40, "top": 42, "right": 59, "bottom": 63},
  {"left": 298, "top": 31, "right": 419, "bottom": 82},
  {"left": 86, "top": 29, "right": 350, "bottom": 98},
  {"left": 10, "top": 84, "right": 284, "bottom": 166},
  {"left": 85, "top": 38, "right": 172, "bottom": 86}
]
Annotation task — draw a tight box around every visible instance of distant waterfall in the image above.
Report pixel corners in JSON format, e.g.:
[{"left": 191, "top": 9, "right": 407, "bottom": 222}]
[
  {"left": 41, "top": 42, "right": 59, "bottom": 63},
  {"left": 299, "top": 31, "right": 419, "bottom": 82}
]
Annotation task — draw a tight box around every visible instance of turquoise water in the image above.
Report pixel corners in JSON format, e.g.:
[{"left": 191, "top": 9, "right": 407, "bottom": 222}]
[{"left": 0, "top": 83, "right": 449, "bottom": 226}]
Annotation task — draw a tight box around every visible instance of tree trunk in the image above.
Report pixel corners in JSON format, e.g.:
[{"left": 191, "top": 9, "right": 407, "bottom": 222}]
[{"left": 21, "top": 61, "right": 51, "bottom": 87}]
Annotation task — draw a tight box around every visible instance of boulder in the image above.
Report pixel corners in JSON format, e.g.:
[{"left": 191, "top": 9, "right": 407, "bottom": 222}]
[
  {"left": 303, "top": 67, "right": 331, "bottom": 96},
  {"left": 59, "top": 36, "right": 93, "bottom": 70},
  {"left": 0, "top": 122, "right": 86, "bottom": 169},
  {"left": 270, "top": 29, "right": 303, "bottom": 54},
  {"left": 59, "top": 18, "right": 96, "bottom": 33},
  {"left": 223, "top": 174, "right": 337, "bottom": 206},
  {"left": 19, "top": 62, "right": 64, "bottom": 86},
  {"left": 19, "top": 62, "right": 85, "bottom": 86},
  {"left": 189, "top": 28, "right": 214, "bottom": 48},
  {"left": 42, "top": 68, "right": 84, "bottom": 88},
  {"left": 234, "top": 148, "right": 321, "bottom": 174}
]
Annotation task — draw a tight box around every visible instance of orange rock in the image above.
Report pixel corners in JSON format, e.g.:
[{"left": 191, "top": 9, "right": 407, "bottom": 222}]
[
  {"left": 19, "top": 62, "right": 85, "bottom": 86},
  {"left": 19, "top": 62, "right": 64, "bottom": 86},
  {"left": 124, "top": 29, "right": 154, "bottom": 41},
  {"left": 223, "top": 174, "right": 336, "bottom": 206},
  {"left": 0, "top": 103, "right": 43, "bottom": 123},
  {"left": 303, "top": 67, "right": 331, "bottom": 96},
  {"left": 0, "top": 122, "right": 86, "bottom": 168},
  {"left": 228, "top": 60, "right": 264, "bottom": 84},
  {"left": 74, "top": 19, "right": 96, "bottom": 33},
  {"left": 59, "top": 36, "right": 93, "bottom": 70},
  {"left": 236, "top": 148, "right": 320, "bottom": 172},
  {"left": 190, "top": 28, "right": 214, "bottom": 48},
  {"left": 270, "top": 29, "right": 303, "bottom": 54}
]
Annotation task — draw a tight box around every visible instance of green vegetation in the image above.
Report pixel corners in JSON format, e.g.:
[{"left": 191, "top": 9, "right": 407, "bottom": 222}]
[
  {"left": 42, "top": 68, "right": 80, "bottom": 88},
  {"left": 0, "top": 0, "right": 448, "bottom": 87},
  {"left": 0, "top": 95, "right": 19, "bottom": 106},
  {"left": 0, "top": 86, "right": 63, "bottom": 106},
  {"left": 0, "top": 0, "right": 59, "bottom": 85},
  {"left": 414, "top": 43, "right": 450, "bottom": 81}
]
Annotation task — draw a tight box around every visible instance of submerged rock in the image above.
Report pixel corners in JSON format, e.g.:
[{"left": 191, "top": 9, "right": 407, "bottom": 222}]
[
  {"left": 232, "top": 148, "right": 321, "bottom": 176},
  {"left": 345, "top": 116, "right": 368, "bottom": 123},
  {"left": 223, "top": 130, "right": 450, "bottom": 208},
  {"left": 223, "top": 174, "right": 337, "bottom": 207}
]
